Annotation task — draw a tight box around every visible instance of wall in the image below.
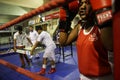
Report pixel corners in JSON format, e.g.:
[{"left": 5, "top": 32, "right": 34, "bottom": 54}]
[{"left": 47, "top": 19, "right": 58, "bottom": 37}]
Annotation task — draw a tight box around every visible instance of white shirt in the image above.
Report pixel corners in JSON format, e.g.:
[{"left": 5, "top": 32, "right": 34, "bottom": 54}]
[
  {"left": 29, "top": 30, "right": 38, "bottom": 45},
  {"left": 14, "top": 31, "right": 27, "bottom": 46},
  {"left": 37, "top": 31, "right": 56, "bottom": 48}
]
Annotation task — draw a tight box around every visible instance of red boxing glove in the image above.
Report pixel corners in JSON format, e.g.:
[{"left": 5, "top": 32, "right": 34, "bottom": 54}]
[
  {"left": 59, "top": 0, "right": 79, "bottom": 21},
  {"left": 59, "top": 0, "right": 79, "bottom": 32},
  {"left": 90, "top": 0, "right": 112, "bottom": 27},
  {"left": 59, "top": 8, "right": 67, "bottom": 21},
  {"left": 68, "top": 0, "right": 79, "bottom": 13}
]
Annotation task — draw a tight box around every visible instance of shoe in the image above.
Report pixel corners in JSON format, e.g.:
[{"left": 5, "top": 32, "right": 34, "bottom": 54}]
[
  {"left": 28, "top": 62, "right": 32, "bottom": 67},
  {"left": 29, "top": 59, "right": 32, "bottom": 63},
  {"left": 27, "top": 60, "right": 31, "bottom": 66},
  {"left": 48, "top": 68, "right": 56, "bottom": 74},
  {"left": 37, "top": 68, "right": 46, "bottom": 75},
  {"left": 29, "top": 55, "right": 33, "bottom": 59},
  {"left": 34, "top": 56, "right": 40, "bottom": 59},
  {"left": 21, "top": 64, "right": 25, "bottom": 68}
]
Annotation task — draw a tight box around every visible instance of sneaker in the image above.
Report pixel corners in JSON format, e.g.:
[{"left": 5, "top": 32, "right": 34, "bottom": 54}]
[
  {"left": 29, "top": 58, "right": 32, "bottom": 63},
  {"left": 37, "top": 68, "right": 46, "bottom": 75},
  {"left": 48, "top": 68, "right": 56, "bottom": 74},
  {"left": 35, "top": 54, "right": 40, "bottom": 59},
  {"left": 28, "top": 62, "right": 32, "bottom": 67},
  {"left": 34, "top": 56, "right": 40, "bottom": 59},
  {"left": 21, "top": 64, "right": 25, "bottom": 68},
  {"left": 29, "top": 55, "right": 33, "bottom": 59}
]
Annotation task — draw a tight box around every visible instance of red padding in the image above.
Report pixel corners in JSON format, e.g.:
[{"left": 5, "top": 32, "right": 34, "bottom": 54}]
[
  {"left": 113, "top": 11, "right": 120, "bottom": 80},
  {"left": 59, "top": 8, "right": 67, "bottom": 21},
  {"left": 68, "top": 0, "right": 79, "bottom": 12}
]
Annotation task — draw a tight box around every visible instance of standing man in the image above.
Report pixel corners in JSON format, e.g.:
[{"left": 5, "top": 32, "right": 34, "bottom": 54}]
[
  {"left": 29, "top": 25, "right": 38, "bottom": 45},
  {"left": 28, "top": 25, "right": 39, "bottom": 59},
  {"left": 30, "top": 25, "right": 56, "bottom": 75},
  {"left": 14, "top": 25, "right": 32, "bottom": 68}
]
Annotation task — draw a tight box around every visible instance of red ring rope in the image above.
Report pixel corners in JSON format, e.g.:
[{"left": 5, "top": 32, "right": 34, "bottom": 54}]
[
  {"left": 0, "top": 59, "right": 49, "bottom": 80},
  {"left": 0, "top": 0, "right": 73, "bottom": 30}
]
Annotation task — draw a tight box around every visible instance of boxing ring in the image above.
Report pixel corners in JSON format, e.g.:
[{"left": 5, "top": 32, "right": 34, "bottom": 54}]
[
  {"left": 0, "top": 0, "right": 73, "bottom": 80},
  {"left": 0, "top": 0, "right": 120, "bottom": 80}
]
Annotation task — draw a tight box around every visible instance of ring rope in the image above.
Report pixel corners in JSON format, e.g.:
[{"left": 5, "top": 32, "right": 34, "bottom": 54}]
[
  {"left": 0, "top": 0, "right": 73, "bottom": 30},
  {"left": 0, "top": 59, "right": 49, "bottom": 80}
]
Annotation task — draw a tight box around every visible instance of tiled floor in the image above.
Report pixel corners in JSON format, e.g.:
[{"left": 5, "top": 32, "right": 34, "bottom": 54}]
[{"left": 0, "top": 45, "right": 80, "bottom": 80}]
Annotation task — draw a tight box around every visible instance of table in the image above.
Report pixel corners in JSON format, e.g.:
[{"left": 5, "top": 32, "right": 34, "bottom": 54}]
[{"left": 16, "top": 47, "right": 44, "bottom": 55}]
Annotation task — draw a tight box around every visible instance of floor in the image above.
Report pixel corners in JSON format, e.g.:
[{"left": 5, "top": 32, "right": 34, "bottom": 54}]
[{"left": 0, "top": 44, "right": 80, "bottom": 80}]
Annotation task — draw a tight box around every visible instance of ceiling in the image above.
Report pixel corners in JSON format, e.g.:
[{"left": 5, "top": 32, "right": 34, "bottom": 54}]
[{"left": 0, "top": 0, "right": 51, "bottom": 25}]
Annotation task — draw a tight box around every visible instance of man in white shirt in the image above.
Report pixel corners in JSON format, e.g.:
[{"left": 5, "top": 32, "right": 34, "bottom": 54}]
[
  {"left": 28, "top": 25, "right": 40, "bottom": 59},
  {"left": 31, "top": 25, "right": 56, "bottom": 75},
  {"left": 14, "top": 25, "right": 32, "bottom": 68},
  {"left": 29, "top": 25, "right": 38, "bottom": 45}
]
